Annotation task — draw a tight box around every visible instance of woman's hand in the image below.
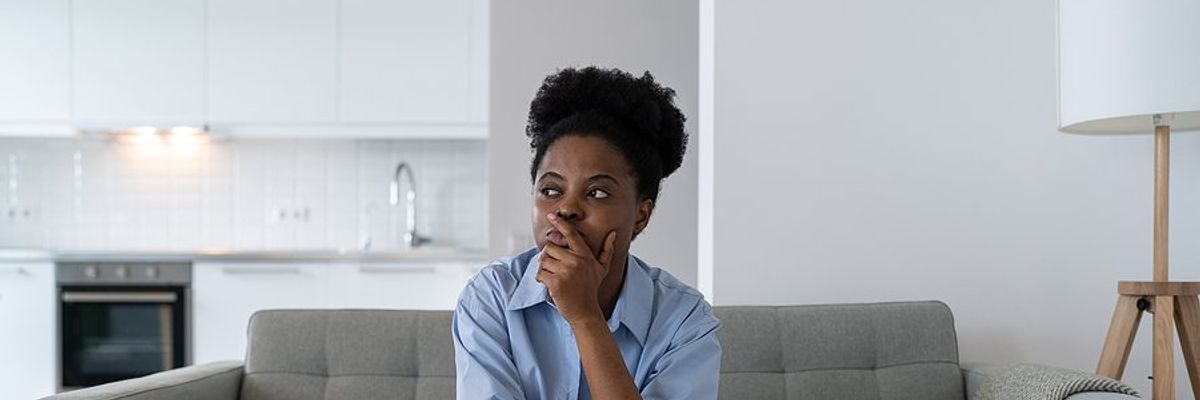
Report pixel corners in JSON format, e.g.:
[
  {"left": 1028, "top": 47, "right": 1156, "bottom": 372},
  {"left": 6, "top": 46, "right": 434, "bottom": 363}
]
[{"left": 537, "top": 213, "right": 617, "bottom": 326}]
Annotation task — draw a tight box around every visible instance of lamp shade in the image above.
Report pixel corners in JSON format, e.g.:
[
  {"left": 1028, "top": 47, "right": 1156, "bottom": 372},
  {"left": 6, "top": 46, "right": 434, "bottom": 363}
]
[{"left": 1058, "top": 0, "right": 1200, "bottom": 134}]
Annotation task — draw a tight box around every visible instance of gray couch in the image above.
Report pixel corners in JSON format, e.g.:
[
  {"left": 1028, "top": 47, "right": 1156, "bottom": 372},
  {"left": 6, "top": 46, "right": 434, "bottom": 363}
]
[{"left": 41, "top": 301, "right": 1137, "bottom": 400}]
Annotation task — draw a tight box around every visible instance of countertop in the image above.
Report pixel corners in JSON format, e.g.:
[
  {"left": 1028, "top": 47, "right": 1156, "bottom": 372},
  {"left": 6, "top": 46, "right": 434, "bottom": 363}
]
[{"left": 0, "top": 247, "right": 492, "bottom": 263}]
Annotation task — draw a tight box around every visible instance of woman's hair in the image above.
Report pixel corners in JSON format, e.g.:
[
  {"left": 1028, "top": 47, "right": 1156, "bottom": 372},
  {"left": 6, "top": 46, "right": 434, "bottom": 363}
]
[{"left": 526, "top": 66, "right": 687, "bottom": 203}]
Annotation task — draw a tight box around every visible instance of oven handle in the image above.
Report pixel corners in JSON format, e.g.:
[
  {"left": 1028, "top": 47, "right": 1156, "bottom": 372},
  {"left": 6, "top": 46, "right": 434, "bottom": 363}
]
[{"left": 61, "top": 291, "right": 178, "bottom": 303}]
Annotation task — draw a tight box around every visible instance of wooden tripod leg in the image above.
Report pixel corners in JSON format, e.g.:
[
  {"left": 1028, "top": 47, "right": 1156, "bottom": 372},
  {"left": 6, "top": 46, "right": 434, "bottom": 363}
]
[
  {"left": 1155, "top": 295, "right": 1176, "bottom": 400},
  {"left": 1176, "top": 295, "right": 1200, "bottom": 400},
  {"left": 1099, "top": 295, "right": 1145, "bottom": 379}
]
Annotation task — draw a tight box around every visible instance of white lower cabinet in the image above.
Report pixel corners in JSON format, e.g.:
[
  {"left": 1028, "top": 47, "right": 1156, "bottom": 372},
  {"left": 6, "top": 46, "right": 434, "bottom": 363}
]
[
  {"left": 0, "top": 262, "right": 56, "bottom": 399},
  {"left": 192, "top": 261, "right": 477, "bottom": 363},
  {"left": 328, "top": 262, "right": 474, "bottom": 310},
  {"left": 192, "top": 262, "right": 333, "bottom": 363}
]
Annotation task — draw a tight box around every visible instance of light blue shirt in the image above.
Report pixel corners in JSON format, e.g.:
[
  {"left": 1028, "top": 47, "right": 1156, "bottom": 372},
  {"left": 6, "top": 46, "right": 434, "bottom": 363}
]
[{"left": 453, "top": 247, "right": 721, "bottom": 400}]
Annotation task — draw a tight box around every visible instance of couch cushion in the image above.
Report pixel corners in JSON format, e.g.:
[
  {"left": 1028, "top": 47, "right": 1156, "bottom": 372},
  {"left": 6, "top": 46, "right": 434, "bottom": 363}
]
[
  {"left": 240, "top": 310, "right": 454, "bottom": 400},
  {"left": 242, "top": 302, "right": 961, "bottom": 400},
  {"left": 714, "top": 301, "right": 963, "bottom": 400}
]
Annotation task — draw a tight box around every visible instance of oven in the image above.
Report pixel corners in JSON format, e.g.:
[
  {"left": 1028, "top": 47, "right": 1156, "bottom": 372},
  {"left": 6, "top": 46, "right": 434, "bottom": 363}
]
[{"left": 56, "top": 262, "right": 191, "bottom": 391}]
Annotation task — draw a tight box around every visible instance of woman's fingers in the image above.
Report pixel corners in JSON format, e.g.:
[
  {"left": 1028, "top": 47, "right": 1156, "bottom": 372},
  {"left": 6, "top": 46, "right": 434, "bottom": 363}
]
[
  {"left": 540, "top": 243, "right": 571, "bottom": 267},
  {"left": 539, "top": 243, "right": 596, "bottom": 275},
  {"left": 598, "top": 231, "right": 616, "bottom": 267},
  {"left": 546, "top": 213, "right": 592, "bottom": 255}
]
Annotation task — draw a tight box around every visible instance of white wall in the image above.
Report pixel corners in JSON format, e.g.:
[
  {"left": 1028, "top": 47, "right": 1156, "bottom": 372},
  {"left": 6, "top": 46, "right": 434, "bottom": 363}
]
[
  {"left": 489, "top": 0, "right": 699, "bottom": 284},
  {"left": 706, "top": 0, "right": 1200, "bottom": 396}
]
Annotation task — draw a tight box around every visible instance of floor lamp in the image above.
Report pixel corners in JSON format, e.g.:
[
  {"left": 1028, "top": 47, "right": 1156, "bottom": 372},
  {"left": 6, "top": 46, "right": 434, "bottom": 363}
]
[{"left": 1058, "top": 1, "right": 1200, "bottom": 399}]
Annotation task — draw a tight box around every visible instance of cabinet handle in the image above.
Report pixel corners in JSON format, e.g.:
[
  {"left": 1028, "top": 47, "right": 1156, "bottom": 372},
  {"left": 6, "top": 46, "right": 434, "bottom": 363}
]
[
  {"left": 221, "top": 266, "right": 303, "bottom": 275},
  {"left": 0, "top": 267, "right": 26, "bottom": 277},
  {"left": 357, "top": 265, "right": 436, "bottom": 274}
]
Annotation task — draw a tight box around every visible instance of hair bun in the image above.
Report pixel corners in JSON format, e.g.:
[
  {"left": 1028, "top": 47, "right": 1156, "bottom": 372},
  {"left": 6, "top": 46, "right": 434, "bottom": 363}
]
[{"left": 527, "top": 67, "right": 687, "bottom": 178}]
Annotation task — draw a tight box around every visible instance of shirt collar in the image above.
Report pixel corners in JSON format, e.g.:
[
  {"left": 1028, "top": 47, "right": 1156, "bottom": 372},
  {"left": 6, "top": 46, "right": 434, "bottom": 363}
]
[
  {"left": 506, "top": 248, "right": 550, "bottom": 311},
  {"left": 506, "top": 249, "right": 654, "bottom": 346}
]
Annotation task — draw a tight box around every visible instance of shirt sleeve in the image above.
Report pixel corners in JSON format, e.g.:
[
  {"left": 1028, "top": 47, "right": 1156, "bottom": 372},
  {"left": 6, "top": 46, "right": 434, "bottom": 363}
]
[
  {"left": 640, "top": 298, "right": 723, "bottom": 400},
  {"left": 452, "top": 274, "right": 527, "bottom": 400}
]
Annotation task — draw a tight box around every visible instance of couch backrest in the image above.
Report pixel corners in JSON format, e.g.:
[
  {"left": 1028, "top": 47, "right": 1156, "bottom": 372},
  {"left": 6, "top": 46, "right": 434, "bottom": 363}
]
[
  {"left": 241, "top": 309, "right": 455, "bottom": 400},
  {"left": 714, "top": 301, "right": 963, "bottom": 400},
  {"left": 242, "top": 301, "right": 962, "bottom": 400}
]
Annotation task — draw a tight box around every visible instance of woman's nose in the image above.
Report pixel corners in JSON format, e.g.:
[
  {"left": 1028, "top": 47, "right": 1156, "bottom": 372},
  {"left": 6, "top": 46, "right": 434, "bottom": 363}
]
[{"left": 555, "top": 203, "right": 583, "bottom": 221}]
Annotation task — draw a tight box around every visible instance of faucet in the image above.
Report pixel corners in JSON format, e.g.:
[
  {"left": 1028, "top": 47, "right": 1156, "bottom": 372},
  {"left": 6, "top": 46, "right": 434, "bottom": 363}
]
[{"left": 390, "top": 162, "right": 432, "bottom": 249}]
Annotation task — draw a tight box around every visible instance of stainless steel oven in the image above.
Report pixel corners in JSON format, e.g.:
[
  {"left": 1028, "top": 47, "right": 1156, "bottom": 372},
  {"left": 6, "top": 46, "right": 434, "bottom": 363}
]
[{"left": 56, "top": 262, "right": 191, "bottom": 391}]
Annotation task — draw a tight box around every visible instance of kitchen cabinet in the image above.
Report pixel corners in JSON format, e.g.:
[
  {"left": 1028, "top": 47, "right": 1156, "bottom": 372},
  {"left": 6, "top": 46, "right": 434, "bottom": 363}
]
[
  {"left": 206, "top": 0, "right": 339, "bottom": 125},
  {"left": 191, "top": 260, "right": 477, "bottom": 363},
  {"left": 327, "top": 261, "right": 474, "bottom": 310},
  {"left": 72, "top": 0, "right": 206, "bottom": 127},
  {"left": 206, "top": 0, "right": 486, "bottom": 138},
  {"left": 0, "top": 262, "right": 56, "bottom": 399},
  {"left": 1, "top": 0, "right": 487, "bottom": 139},
  {"left": 0, "top": 0, "right": 72, "bottom": 136},
  {"left": 192, "top": 262, "right": 333, "bottom": 363},
  {"left": 339, "top": 0, "right": 472, "bottom": 124}
]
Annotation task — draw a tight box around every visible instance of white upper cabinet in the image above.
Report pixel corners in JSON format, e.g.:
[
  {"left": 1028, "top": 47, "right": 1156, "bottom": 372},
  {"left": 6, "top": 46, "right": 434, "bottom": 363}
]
[
  {"left": 207, "top": 0, "right": 339, "bottom": 124},
  {"left": 0, "top": 0, "right": 71, "bottom": 136},
  {"left": 72, "top": 0, "right": 206, "bottom": 126},
  {"left": 339, "top": 0, "right": 471, "bottom": 124},
  {"left": 0, "top": 0, "right": 487, "bottom": 138}
]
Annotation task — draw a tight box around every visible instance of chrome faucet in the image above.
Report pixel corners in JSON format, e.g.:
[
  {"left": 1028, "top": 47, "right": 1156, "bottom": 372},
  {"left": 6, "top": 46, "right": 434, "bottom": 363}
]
[{"left": 390, "top": 162, "right": 432, "bottom": 249}]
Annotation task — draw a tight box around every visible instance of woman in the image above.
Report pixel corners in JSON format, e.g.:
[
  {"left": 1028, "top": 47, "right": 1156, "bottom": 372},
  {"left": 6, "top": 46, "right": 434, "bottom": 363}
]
[{"left": 453, "top": 67, "right": 721, "bottom": 400}]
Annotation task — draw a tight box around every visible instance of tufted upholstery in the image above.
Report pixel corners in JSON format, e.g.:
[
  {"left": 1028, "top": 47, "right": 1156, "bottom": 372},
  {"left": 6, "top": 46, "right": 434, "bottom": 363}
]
[
  {"left": 714, "top": 301, "right": 963, "bottom": 400},
  {"left": 239, "top": 303, "right": 962, "bottom": 400},
  {"left": 55, "top": 301, "right": 1139, "bottom": 400},
  {"left": 239, "top": 310, "right": 456, "bottom": 400}
]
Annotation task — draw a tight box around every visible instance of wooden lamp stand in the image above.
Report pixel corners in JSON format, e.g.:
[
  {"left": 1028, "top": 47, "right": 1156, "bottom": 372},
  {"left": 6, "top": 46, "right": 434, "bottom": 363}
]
[{"left": 1096, "top": 123, "right": 1200, "bottom": 400}]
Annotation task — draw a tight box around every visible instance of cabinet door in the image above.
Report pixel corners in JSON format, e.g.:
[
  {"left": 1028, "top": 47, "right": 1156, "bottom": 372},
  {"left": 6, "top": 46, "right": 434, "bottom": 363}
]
[
  {"left": 339, "top": 0, "right": 471, "bottom": 123},
  {"left": 0, "top": 262, "right": 55, "bottom": 399},
  {"left": 207, "top": 0, "right": 338, "bottom": 124},
  {"left": 72, "top": 0, "right": 205, "bottom": 126},
  {"left": 0, "top": 0, "right": 70, "bottom": 135},
  {"left": 328, "top": 262, "right": 474, "bottom": 310},
  {"left": 192, "top": 262, "right": 332, "bottom": 363}
]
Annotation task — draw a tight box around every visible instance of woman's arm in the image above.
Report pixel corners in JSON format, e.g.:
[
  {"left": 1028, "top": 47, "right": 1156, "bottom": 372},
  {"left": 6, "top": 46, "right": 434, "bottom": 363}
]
[
  {"left": 567, "top": 295, "right": 722, "bottom": 400},
  {"left": 538, "top": 214, "right": 723, "bottom": 398},
  {"left": 537, "top": 214, "right": 642, "bottom": 400},
  {"left": 571, "top": 317, "right": 643, "bottom": 400}
]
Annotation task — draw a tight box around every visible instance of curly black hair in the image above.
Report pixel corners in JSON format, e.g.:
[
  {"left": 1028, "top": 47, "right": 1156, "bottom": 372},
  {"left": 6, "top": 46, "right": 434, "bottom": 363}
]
[{"left": 526, "top": 66, "right": 687, "bottom": 203}]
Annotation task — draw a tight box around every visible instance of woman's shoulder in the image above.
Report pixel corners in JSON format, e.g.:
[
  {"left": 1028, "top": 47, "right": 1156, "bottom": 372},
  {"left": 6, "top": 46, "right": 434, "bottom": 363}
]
[
  {"left": 632, "top": 255, "right": 707, "bottom": 304},
  {"left": 630, "top": 256, "right": 720, "bottom": 343}
]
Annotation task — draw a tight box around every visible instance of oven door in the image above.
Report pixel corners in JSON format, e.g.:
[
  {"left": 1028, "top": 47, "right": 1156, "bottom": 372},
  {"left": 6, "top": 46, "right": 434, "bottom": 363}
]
[{"left": 59, "top": 287, "right": 185, "bottom": 389}]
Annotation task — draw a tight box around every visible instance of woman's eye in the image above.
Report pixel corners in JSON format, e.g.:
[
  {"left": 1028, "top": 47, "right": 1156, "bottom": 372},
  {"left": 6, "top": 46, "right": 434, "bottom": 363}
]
[
  {"left": 539, "top": 188, "right": 561, "bottom": 197},
  {"left": 588, "top": 188, "right": 610, "bottom": 199}
]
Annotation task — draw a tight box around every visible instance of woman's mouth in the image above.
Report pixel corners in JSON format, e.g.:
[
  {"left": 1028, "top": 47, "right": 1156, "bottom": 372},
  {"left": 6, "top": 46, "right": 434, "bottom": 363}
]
[{"left": 545, "top": 229, "right": 569, "bottom": 248}]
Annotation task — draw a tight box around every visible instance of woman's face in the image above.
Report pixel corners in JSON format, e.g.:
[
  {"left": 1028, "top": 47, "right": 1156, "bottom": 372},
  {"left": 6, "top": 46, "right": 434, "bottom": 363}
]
[{"left": 532, "top": 135, "right": 651, "bottom": 261}]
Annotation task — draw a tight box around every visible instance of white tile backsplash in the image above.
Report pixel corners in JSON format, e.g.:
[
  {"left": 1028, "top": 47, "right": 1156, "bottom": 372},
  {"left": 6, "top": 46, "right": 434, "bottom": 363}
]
[{"left": 0, "top": 137, "right": 487, "bottom": 251}]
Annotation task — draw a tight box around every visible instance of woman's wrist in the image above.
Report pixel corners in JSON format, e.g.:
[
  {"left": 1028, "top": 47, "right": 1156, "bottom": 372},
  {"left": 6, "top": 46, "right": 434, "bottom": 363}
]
[{"left": 567, "top": 311, "right": 607, "bottom": 330}]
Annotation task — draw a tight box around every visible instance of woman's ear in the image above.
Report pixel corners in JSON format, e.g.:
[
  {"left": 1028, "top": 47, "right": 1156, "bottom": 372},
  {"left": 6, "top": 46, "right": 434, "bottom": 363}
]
[{"left": 633, "top": 198, "right": 654, "bottom": 236}]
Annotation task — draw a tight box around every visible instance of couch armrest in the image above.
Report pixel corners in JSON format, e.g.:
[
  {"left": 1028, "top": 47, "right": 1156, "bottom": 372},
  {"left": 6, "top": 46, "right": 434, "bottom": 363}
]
[
  {"left": 961, "top": 363, "right": 1140, "bottom": 400},
  {"left": 962, "top": 363, "right": 1006, "bottom": 399},
  {"left": 40, "top": 361, "right": 244, "bottom": 400}
]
